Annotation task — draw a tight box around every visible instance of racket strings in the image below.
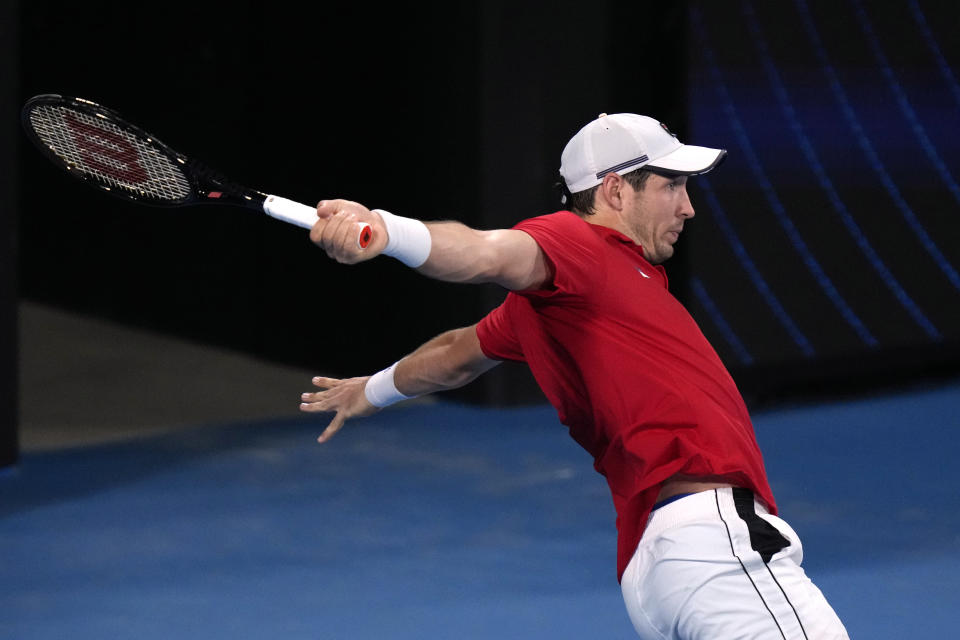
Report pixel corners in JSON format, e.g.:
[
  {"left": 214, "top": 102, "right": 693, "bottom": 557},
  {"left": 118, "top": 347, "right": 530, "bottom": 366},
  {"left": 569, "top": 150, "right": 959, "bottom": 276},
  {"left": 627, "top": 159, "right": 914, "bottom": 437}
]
[{"left": 28, "top": 105, "right": 192, "bottom": 202}]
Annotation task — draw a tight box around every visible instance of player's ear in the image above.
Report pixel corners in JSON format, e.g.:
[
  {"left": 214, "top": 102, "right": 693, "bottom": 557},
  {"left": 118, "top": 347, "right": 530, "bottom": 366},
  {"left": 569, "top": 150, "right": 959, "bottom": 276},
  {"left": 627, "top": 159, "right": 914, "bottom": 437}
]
[{"left": 597, "top": 173, "right": 625, "bottom": 211}]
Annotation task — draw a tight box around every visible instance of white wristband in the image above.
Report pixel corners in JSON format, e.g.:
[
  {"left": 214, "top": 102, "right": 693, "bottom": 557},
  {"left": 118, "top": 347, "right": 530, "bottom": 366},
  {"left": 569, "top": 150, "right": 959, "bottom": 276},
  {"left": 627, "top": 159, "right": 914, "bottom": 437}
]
[
  {"left": 364, "top": 362, "right": 414, "bottom": 408},
  {"left": 373, "top": 209, "right": 432, "bottom": 268}
]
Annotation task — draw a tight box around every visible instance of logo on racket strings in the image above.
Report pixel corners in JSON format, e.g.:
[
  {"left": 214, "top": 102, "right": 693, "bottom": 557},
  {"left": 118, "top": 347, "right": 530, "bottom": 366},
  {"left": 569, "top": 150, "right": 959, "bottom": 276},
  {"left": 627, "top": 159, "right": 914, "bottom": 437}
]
[{"left": 64, "top": 113, "right": 149, "bottom": 185}]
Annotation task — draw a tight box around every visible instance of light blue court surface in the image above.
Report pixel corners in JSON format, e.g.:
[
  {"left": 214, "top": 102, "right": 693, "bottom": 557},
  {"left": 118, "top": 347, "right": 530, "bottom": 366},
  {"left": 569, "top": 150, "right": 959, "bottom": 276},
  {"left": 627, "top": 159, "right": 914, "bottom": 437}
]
[{"left": 3, "top": 380, "right": 959, "bottom": 639}]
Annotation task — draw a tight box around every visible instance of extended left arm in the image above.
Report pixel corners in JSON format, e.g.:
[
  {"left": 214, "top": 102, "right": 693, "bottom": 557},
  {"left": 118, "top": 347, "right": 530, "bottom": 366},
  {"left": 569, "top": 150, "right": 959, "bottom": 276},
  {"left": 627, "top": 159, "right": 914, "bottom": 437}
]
[{"left": 300, "top": 324, "right": 498, "bottom": 443}]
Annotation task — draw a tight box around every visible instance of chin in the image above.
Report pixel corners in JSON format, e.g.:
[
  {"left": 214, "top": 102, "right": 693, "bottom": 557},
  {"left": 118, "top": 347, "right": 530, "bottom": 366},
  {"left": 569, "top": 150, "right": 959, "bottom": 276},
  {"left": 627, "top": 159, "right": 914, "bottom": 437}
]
[{"left": 650, "top": 249, "right": 672, "bottom": 265}]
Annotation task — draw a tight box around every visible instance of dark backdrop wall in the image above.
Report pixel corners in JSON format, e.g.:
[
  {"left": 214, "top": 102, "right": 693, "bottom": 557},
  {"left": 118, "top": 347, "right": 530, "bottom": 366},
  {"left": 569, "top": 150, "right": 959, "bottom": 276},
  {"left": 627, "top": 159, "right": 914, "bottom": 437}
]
[
  {"left": 2, "top": 0, "right": 20, "bottom": 467},
  {"left": 684, "top": 0, "right": 960, "bottom": 401},
  {"left": 16, "top": 2, "right": 685, "bottom": 415},
  {"left": 18, "top": 1, "right": 484, "bottom": 378}
]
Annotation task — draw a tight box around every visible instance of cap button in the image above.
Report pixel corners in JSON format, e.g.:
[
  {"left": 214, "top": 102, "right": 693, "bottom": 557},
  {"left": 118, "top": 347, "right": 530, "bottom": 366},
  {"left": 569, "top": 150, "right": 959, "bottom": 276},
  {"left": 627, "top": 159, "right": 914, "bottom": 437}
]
[{"left": 598, "top": 113, "right": 608, "bottom": 118}]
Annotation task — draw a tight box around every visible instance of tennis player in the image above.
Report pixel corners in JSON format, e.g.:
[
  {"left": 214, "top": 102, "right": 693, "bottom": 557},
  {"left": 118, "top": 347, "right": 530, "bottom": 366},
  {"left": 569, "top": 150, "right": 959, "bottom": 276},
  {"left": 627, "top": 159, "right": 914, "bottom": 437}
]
[{"left": 301, "top": 113, "right": 849, "bottom": 639}]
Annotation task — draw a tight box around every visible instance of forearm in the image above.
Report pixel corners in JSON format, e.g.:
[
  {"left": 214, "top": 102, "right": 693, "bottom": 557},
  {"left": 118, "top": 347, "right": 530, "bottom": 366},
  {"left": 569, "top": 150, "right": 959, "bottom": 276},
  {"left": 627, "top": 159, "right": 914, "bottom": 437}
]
[
  {"left": 392, "top": 324, "right": 498, "bottom": 396},
  {"left": 311, "top": 201, "right": 549, "bottom": 290},
  {"left": 301, "top": 324, "right": 499, "bottom": 443}
]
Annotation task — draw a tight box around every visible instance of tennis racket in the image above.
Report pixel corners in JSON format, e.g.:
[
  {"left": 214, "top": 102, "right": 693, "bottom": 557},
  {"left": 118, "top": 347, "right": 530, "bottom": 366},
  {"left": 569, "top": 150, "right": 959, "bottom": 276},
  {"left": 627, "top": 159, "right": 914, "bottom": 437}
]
[{"left": 21, "top": 94, "right": 373, "bottom": 247}]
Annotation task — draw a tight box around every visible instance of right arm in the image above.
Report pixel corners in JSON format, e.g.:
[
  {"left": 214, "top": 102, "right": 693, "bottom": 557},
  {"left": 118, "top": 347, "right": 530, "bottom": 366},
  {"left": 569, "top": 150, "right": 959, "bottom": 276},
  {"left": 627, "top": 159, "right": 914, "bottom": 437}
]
[
  {"left": 300, "top": 324, "right": 499, "bottom": 443},
  {"left": 310, "top": 199, "right": 551, "bottom": 291}
]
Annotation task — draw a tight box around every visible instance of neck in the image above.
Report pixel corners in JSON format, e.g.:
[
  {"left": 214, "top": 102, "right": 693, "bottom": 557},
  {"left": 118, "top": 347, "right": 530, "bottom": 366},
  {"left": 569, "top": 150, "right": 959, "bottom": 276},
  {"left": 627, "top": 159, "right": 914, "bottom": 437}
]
[{"left": 578, "top": 208, "right": 640, "bottom": 245}]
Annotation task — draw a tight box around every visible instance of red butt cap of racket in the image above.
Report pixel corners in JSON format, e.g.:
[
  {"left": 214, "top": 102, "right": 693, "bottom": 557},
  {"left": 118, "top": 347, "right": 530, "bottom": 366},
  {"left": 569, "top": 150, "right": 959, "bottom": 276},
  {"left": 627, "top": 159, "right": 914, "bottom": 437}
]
[{"left": 357, "top": 223, "right": 373, "bottom": 248}]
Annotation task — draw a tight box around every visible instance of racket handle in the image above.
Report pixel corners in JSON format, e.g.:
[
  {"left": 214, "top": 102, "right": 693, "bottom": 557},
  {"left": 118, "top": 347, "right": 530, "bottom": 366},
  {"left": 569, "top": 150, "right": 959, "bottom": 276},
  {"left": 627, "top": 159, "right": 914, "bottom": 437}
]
[
  {"left": 263, "top": 195, "right": 373, "bottom": 248},
  {"left": 263, "top": 195, "right": 318, "bottom": 229}
]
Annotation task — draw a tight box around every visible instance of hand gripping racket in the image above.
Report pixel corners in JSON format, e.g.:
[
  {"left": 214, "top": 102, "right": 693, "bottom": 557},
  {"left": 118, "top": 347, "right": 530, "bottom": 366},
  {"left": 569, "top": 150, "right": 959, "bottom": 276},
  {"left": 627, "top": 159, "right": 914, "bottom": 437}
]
[{"left": 21, "top": 94, "right": 373, "bottom": 247}]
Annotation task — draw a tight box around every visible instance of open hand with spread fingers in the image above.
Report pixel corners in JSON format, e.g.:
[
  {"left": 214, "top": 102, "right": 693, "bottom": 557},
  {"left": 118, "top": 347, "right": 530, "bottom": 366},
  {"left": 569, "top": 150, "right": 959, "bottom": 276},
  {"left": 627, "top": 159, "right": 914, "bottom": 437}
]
[{"left": 300, "top": 376, "right": 380, "bottom": 443}]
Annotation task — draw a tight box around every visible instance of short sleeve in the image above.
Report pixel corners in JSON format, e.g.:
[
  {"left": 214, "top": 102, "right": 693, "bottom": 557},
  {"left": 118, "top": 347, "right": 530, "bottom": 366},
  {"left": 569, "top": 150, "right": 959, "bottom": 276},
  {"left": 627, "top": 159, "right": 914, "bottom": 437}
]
[
  {"left": 476, "top": 297, "right": 525, "bottom": 362},
  {"left": 513, "top": 211, "right": 604, "bottom": 299}
]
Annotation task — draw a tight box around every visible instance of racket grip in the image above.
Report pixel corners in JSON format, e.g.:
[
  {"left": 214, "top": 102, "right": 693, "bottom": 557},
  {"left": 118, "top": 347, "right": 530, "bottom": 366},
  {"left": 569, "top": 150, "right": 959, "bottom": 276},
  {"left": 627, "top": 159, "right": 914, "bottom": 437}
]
[
  {"left": 263, "top": 195, "right": 318, "bottom": 229},
  {"left": 263, "top": 195, "right": 373, "bottom": 248}
]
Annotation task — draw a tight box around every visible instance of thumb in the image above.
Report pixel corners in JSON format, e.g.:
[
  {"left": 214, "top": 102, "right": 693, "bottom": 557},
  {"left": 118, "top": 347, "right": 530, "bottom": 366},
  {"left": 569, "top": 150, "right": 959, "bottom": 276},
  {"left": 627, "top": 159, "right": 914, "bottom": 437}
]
[
  {"left": 317, "top": 412, "right": 347, "bottom": 444},
  {"left": 315, "top": 199, "right": 343, "bottom": 220}
]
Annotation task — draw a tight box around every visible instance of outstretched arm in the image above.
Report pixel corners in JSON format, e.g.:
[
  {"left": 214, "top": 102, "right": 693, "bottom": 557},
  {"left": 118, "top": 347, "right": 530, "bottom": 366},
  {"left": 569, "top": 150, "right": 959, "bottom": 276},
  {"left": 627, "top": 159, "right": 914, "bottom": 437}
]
[
  {"left": 300, "top": 324, "right": 499, "bottom": 443},
  {"left": 310, "top": 199, "right": 551, "bottom": 291}
]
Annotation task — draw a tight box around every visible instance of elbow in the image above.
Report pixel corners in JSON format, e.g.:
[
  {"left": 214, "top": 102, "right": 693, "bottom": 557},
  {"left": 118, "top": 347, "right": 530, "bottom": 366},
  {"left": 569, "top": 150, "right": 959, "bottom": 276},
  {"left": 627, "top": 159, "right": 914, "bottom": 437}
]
[
  {"left": 472, "top": 232, "right": 508, "bottom": 284},
  {"left": 477, "top": 229, "right": 544, "bottom": 290},
  {"left": 475, "top": 230, "right": 522, "bottom": 287}
]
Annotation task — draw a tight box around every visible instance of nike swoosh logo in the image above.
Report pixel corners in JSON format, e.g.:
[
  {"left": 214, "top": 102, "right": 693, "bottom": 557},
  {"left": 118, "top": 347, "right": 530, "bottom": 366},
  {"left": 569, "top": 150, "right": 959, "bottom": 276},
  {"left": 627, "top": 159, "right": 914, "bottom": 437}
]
[{"left": 635, "top": 267, "right": 651, "bottom": 279}]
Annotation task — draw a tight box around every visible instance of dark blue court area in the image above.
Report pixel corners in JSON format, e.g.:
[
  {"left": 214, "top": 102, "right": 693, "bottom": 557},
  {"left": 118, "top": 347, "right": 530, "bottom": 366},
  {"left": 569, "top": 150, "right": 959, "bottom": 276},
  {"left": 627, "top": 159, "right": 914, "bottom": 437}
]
[{"left": 3, "top": 380, "right": 959, "bottom": 639}]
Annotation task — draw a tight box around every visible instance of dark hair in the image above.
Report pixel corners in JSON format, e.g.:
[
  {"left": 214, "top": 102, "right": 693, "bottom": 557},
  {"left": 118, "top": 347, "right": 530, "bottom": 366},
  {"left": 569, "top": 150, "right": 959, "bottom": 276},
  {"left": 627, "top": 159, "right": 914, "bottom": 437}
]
[{"left": 565, "top": 168, "right": 655, "bottom": 216}]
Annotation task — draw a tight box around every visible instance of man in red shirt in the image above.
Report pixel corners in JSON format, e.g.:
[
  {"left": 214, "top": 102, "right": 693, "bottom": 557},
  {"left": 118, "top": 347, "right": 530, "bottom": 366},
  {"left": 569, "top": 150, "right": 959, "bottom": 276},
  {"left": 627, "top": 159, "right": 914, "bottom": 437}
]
[{"left": 301, "top": 114, "right": 848, "bottom": 639}]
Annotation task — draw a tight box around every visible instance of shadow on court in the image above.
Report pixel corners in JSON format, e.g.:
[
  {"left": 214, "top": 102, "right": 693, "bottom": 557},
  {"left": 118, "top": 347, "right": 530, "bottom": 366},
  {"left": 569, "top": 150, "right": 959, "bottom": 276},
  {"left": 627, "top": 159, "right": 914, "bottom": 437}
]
[{"left": 2, "top": 384, "right": 959, "bottom": 638}]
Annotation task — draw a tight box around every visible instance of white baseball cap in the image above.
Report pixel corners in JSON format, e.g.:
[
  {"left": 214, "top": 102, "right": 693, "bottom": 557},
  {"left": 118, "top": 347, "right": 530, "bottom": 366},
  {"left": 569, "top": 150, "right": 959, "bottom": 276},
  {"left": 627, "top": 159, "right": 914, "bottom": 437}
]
[{"left": 559, "top": 113, "right": 726, "bottom": 194}]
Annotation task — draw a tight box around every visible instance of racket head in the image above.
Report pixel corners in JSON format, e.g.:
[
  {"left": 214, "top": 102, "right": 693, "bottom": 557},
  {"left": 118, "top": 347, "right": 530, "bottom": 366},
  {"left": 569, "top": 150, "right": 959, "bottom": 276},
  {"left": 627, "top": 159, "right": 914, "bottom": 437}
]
[{"left": 21, "top": 94, "right": 264, "bottom": 210}]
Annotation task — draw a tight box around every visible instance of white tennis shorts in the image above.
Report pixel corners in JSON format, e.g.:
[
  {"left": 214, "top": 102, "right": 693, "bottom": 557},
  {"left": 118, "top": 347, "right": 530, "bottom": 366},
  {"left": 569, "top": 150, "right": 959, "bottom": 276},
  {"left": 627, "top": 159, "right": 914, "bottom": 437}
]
[{"left": 620, "top": 488, "right": 849, "bottom": 639}]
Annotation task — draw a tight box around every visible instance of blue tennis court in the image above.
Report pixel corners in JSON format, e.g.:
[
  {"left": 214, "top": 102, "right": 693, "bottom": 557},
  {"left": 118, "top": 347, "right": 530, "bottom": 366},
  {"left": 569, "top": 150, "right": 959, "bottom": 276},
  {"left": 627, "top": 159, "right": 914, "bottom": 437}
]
[{"left": 3, "top": 380, "right": 958, "bottom": 638}]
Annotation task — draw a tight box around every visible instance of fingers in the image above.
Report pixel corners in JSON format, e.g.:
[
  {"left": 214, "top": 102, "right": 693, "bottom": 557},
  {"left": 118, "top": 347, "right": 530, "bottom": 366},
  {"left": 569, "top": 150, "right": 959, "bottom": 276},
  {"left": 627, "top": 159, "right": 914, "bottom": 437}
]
[
  {"left": 311, "top": 199, "right": 386, "bottom": 263},
  {"left": 315, "top": 199, "right": 352, "bottom": 220},
  {"left": 310, "top": 212, "right": 371, "bottom": 264},
  {"left": 300, "top": 386, "right": 346, "bottom": 410},
  {"left": 300, "top": 375, "right": 377, "bottom": 444},
  {"left": 311, "top": 210, "right": 350, "bottom": 252},
  {"left": 301, "top": 375, "right": 350, "bottom": 404},
  {"left": 300, "top": 376, "right": 352, "bottom": 443},
  {"left": 319, "top": 211, "right": 354, "bottom": 251},
  {"left": 327, "top": 213, "right": 365, "bottom": 255},
  {"left": 311, "top": 200, "right": 351, "bottom": 247},
  {"left": 300, "top": 392, "right": 347, "bottom": 444},
  {"left": 311, "top": 376, "right": 342, "bottom": 389},
  {"left": 317, "top": 413, "right": 346, "bottom": 444}
]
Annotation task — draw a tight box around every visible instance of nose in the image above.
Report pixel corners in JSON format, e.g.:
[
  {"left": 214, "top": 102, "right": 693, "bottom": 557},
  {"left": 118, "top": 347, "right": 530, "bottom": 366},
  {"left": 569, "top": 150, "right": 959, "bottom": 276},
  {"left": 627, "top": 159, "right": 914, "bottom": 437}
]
[{"left": 679, "top": 187, "right": 695, "bottom": 220}]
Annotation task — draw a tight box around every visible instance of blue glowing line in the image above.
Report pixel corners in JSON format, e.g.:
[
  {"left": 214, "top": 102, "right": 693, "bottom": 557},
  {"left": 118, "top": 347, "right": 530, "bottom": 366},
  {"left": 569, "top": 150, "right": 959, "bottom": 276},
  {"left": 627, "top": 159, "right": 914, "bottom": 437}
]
[
  {"left": 908, "top": 0, "right": 960, "bottom": 107},
  {"left": 690, "top": 276, "right": 755, "bottom": 366},
  {"left": 794, "top": 0, "right": 954, "bottom": 331},
  {"left": 698, "top": 177, "right": 816, "bottom": 358},
  {"left": 740, "top": 0, "right": 886, "bottom": 347},
  {"left": 692, "top": 5, "right": 876, "bottom": 348},
  {"left": 850, "top": 0, "right": 960, "bottom": 208}
]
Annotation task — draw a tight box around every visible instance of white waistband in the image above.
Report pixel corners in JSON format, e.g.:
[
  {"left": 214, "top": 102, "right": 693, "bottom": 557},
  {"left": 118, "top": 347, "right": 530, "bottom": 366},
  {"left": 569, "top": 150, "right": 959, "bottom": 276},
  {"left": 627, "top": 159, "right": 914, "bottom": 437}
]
[{"left": 642, "top": 488, "right": 770, "bottom": 541}]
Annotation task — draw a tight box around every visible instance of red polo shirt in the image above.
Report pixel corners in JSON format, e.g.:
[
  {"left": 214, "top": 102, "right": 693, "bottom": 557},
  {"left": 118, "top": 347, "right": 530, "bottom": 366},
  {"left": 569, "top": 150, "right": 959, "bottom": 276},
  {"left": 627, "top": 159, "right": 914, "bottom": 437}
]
[{"left": 475, "top": 211, "right": 776, "bottom": 580}]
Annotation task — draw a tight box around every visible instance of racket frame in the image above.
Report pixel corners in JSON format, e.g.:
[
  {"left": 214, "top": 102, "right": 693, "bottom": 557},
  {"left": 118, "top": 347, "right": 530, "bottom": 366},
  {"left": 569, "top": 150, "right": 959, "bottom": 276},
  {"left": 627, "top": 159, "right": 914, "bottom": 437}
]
[
  {"left": 21, "top": 94, "right": 373, "bottom": 242},
  {"left": 22, "top": 94, "right": 270, "bottom": 212}
]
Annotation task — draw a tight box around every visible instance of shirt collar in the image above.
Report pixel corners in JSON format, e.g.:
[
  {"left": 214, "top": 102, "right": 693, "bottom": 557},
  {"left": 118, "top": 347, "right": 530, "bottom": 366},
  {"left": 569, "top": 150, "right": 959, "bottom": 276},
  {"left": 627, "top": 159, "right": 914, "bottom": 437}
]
[
  {"left": 557, "top": 210, "right": 646, "bottom": 256},
  {"left": 589, "top": 221, "right": 647, "bottom": 257}
]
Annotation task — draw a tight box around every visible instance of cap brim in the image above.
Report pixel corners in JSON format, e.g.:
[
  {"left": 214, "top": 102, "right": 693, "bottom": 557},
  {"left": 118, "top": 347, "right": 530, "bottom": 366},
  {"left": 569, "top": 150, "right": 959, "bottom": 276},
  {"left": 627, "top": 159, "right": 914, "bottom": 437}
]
[{"left": 645, "top": 145, "right": 727, "bottom": 176}]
